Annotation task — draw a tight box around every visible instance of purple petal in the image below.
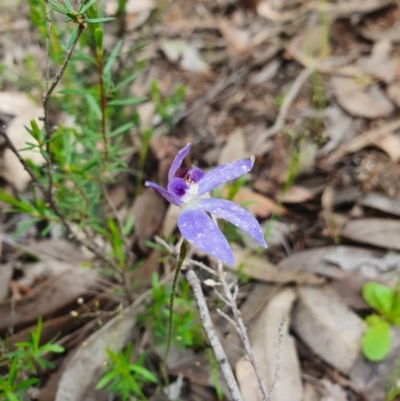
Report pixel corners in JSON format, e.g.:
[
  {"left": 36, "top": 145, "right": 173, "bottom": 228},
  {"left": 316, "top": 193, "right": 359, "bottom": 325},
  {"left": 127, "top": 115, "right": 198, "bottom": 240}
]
[
  {"left": 178, "top": 208, "right": 234, "bottom": 265},
  {"left": 145, "top": 181, "right": 182, "bottom": 206},
  {"left": 168, "top": 177, "right": 188, "bottom": 198},
  {"left": 198, "top": 156, "right": 255, "bottom": 195},
  {"left": 194, "top": 198, "right": 267, "bottom": 248},
  {"left": 168, "top": 143, "right": 192, "bottom": 182},
  {"left": 187, "top": 167, "right": 205, "bottom": 183}
]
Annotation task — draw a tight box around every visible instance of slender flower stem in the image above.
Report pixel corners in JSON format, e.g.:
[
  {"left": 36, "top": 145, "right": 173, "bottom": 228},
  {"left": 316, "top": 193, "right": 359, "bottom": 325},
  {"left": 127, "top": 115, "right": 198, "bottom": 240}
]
[{"left": 164, "top": 239, "right": 190, "bottom": 362}]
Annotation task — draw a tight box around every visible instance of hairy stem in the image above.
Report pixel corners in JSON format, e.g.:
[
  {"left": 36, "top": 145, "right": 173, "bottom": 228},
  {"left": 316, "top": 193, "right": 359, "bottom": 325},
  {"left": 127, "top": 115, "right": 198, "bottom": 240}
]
[{"left": 164, "top": 239, "right": 190, "bottom": 362}]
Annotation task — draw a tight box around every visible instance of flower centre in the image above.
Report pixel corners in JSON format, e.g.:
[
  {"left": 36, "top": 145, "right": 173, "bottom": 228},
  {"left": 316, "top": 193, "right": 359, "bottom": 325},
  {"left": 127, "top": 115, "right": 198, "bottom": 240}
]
[{"left": 181, "top": 181, "right": 199, "bottom": 203}]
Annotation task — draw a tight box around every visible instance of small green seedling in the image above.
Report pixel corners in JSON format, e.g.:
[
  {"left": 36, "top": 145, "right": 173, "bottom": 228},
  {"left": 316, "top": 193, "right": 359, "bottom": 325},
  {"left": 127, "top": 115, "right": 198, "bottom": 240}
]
[
  {"left": 96, "top": 344, "right": 157, "bottom": 401},
  {"left": 362, "top": 282, "right": 400, "bottom": 362}
]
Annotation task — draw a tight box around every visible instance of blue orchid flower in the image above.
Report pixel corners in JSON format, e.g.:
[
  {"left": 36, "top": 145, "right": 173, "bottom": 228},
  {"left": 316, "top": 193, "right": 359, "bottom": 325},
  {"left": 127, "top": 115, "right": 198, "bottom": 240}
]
[{"left": 145, "top": 143, "right": 267, "bottom": 265}]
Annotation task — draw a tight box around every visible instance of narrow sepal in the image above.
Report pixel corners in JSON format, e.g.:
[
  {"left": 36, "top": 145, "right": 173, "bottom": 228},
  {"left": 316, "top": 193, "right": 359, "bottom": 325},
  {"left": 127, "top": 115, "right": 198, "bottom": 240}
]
[
  {"left": 168, "top": 143, "right": 192, "bottom": 181},
  {"left": 145, "top": 181, "right": 182, "bottom": 206},
  {"left": 198, "top": 156, "right": 255, "bottom": 195}
]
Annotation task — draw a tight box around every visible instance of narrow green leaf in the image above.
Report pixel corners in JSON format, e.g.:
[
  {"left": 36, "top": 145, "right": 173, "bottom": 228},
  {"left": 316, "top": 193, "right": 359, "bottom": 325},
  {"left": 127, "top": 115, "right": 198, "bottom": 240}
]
[
  {"left": 48, "top": 0, "right": 69, "bottom": 14},
  {"left": 83, "top": 17, "right": 116, "bottom": 23},
  {"left": 13, "top": 377, "right": 38, "bottom": 390},
  {"left": 107, "top": 97, "right": 147, "bottom": 106},
  {"left": 104, "top": 41, "right": 123, "bottom": 76},
  {"left": 6, "top": 392, "right": 19, "bottom": 401},
  {"left": 78, "top": 0, "right": 99, "bottom": 13},
  {"left": 96, "top": 371, "right": 117, "bottom": 389},
  {"left": 362, "top": 318, "right": 391, "bottom": 361},
  {"left": 85, "top": 93, "right": 102, "bottom": 119},
  {"left": 123, "top": 215, "right": 135, "bottom": 236},
  {"left": 0, "top": 191, "right": 33, "bottom": 213},
  {"left": 8, "top": 357, "right": 18, "bottom": 385},
  {"left": 109, "top": 122, "right": 135, "bottom": 138},
  {"left": 113, "top": 71, "right": 140, "bottom": 91},
  {"left": 42, "top": 344, "right": 64, "bottom": 353},
  {"left": 66, "top": 26, "right": 79, "bottom": 50},
  {"left": 59, "top": 88, "right": 88, "bottom": 95},
  {"left": 63, "top": 0, "right": 73, "bottom": 10},
  {"left": 13, "top": 218, "right": 39, "bottom": 239},
  {"left": 66, "top": 12, "right": 78, "bottom": 21},
  {"left": 129, "top": 365, "right": 157, "bottom": 382}
]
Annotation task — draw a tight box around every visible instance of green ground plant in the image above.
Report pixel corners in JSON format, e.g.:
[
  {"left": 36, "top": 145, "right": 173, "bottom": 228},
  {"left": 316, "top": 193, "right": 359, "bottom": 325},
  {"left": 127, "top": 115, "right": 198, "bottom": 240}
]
[
  {"left": 96, "top": 344, "right": 157, "bottom": 401},
  {"left": 0, "top": 318, "right": 64, "bottom": 401},
  {"left": 139, "top": 273, "right": 205, "bottom": 351},
  {"left": 362, "top": 282, "right": 400, "bottom": 361}
]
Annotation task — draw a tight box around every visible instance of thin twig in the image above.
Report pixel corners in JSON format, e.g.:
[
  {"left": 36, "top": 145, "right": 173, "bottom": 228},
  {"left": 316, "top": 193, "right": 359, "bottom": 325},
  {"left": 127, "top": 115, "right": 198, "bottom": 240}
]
[
  {"left": 269, "top": 316, "right": 287, "bottom": 399},
  {"left": 216, "top": 262, "right": 270, "bottom": 401},
  {"left": 252, "top": 68, "right": 312, "bottom": 152},
  {"left": 42, "top": 24, "right": 85, "bottom": 203},
  {"left": 184, "top": 268, "right": 245, "bottom": 401}
]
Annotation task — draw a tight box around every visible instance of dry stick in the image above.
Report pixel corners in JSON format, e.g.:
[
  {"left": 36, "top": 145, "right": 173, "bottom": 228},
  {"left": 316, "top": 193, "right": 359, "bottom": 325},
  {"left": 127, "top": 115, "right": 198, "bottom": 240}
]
[
  {"left": 216, "top": 262, "right": 270, "bottom": 401},
  {"left": 252, "top": 68, "right": 312, "bottom": 152},
  {"left": 184, "top": 268, "right": 245, "bottom": 401}
]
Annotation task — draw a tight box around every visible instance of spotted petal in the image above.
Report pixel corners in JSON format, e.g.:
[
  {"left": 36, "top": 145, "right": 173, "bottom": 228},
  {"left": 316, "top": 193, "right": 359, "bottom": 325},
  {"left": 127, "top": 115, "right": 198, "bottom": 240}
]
[
  {"left": 198, "top": 156, "right": 255, "bottom": 195},
  {"left": 168, "top": 143, "right": 192, "bottom": 181},
  {"left": 178, "top": 208, "right": 234, "bottom": 265},
  {"left": 194, "top": 198, "right": 267, "bottom": 248},
  {"left": 145, "top": 181, "right": 182, "bottom": 206}
]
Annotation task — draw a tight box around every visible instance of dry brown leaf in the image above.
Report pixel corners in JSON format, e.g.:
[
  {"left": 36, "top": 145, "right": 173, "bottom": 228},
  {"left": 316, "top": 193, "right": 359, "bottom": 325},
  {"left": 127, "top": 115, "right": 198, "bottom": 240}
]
[
  {"left": 237, "top": 288, "right": 303, "bottom": 401},
  {"left": 230, "top": 247, "right": 324, "bottom": 285},
  {"left": 167, "top": 347, "right": 230, "bottom": 398},
  {"left": 222, "top": 186, "right": 284, "bottom": 218},
  {"left": 371, "top": 133, "right": 400, "bottom": 162},
  {"left": 0, "top": 263, "right": 12, "bottom": 300},
  {"left": 256, "top": 1, "right": 298, "bottom": 21},
  {"left": 0, "top": 265, "right": 100, "bottom": 330},
  {"left": 282, "top": 185, "right": 314, "bottom": 203},
  {"left": 105, "top": 0, "right": 153, "bottom": 29},
  {"left": 161, "top": 203, "right": 180, "bottom": 238},
  {"left": 218, "top": 20, "right": 252, "bottom": 60},
  {"left": 320, "top": 380, "right": 347, "bottom": 401},
  {"left": 358, "top": 192, "right": 400, "bottom": 216},
  {"left": 341, "top": 218, "right": 400, "bottom": 251},
  {"left": 218, "top": 127, "right": 248, "bottom": 165},
  {"left": 311, "top": 0, "right": 396, "bottom": 19},
  {"left": 292, "top": 286, "right": 365, "bottom": 374},
  {"left": 329, "top": 272, "right": 369, "bottom": 310},
  {"left": 387, "top": 82, "right": 400, "bottom": 107},
  {"left": 357, "top": 40, "right": 398, "bottom": 83},
  {"left": 55, "top": 288, "right": 155, "bottom": 401},
  {"left": 331, "top": 76, "right": 394, "bottom": 119},
  {"left": 160, "top": 40, "right": 209, "bottom": 73},
  {"left": 278, "top": 248, "right": 342, "bottom": 278},
  {"left": 0, "top": 91, "right": 45, "bottom": 191},
  {"left": 316, "top": 105, "right": 362, "bottom": 157},
  {"left": 131, "top": 188, "right": 167, "bottom": 253},
  {"left": 323, "top": 119, "right": 400, "bottom": 166}
]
